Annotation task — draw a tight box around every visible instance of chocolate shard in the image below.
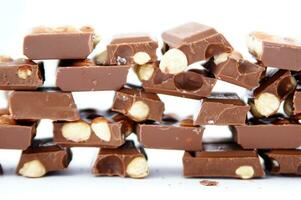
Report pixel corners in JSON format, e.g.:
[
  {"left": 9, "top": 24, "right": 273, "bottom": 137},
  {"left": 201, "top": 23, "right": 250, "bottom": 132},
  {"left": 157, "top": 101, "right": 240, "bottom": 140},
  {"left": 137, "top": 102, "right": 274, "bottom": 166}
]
[
  {"left": 137, "top": 116, "right": 204, "bottom": 151},
  {"left": 247, "top": 31, "right": 301, "bottom": 70},
  {"left": 111, "top": 86, "right": 164, "bottom": 122},
  {"left": 107, "top": 34, "right": 158, "bottom": 65},
  {"left": 53, "top": 109, "right": 134, "bottom": 148},
  {"left": 193, "top": 93, "right": 249, "bottom": 125},
  {"left": 23, "top": 26, "right": 96, "bottom": 59},
  {"left": 0, "top": 59, "right": 44, "bottom": 90},
  {"left": 56, "top": 59, "right": 130, "bottom": 91},
  {"left": 92, "top": 140, "right": 149, "bottom": 178},
  {"left": 183, "top": 143, "right": 265, "bottom": 179},
  {"left": 162, "top": 22, "right": 233, "bottom": 64},
  {"left": 204, "top": 51, "right": 265, "bottom": 90},
  {"left": 9, "top": 90, "right": 80, "bottom": 121},
  {"left": 16, "top": 138, "right": 72, "bottom": 178}
]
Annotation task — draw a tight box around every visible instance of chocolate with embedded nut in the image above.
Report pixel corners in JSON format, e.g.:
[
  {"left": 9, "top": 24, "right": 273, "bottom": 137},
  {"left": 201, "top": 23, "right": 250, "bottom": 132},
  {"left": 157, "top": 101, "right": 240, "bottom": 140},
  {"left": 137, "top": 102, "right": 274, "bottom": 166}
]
[
  {"left": 183, "top": 143, "right": 265, "bottom": 179},
  {"left": 92, "top": 140, "right": 149, "bottom": 178},
  {"left": 284, "top": 90, "right": 301, "bottom": 117},
  {"left": 56, "top": 59, "right": 130, "bottom": 91},
  {"left": 16, "top": 138, "right": 72, "bottom": 178}
]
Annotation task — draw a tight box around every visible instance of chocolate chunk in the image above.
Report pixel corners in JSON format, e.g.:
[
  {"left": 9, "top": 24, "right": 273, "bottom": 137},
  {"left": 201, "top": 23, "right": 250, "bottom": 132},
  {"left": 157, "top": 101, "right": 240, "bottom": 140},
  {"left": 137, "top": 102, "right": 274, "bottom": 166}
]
[
  {"left": 204, "top": 51, "right": 265, "bottom": 89},
  {"left": 0, "top": 59, "right": 44, "bottom": 90},
  {"left": 137, "top": 116, "right": 204, "bottom": 151},
  {"left": 23, "top": 26, "right": 96, "bottom": 59},
  {"left": 162, "top": 22, "right": 233, "bottom": 64},
  {"left": 9, "top": 90, "right": 80, "bottom": 121},
  {"left": 53, "top": 109, "right": 133, "bottom": 148},
  {"left": 247, "top": 32, "right": 301, "bottom": 70},
  {"left": 16, "top": 138, "right": 72, "bottom": 178},
  {"left": 92, "top": 140, "right": 149, "bottom": 178},
  {"left": 183, "top": 143, "right": 265, "bottom": 179},
  {"left": 194, "top": 93, "right": 249, "bottom": 125},
  {"left": 56, "top": 59, "right": 130, "bottom": 91},
  {"left": 284, "top": 90, "right": 301, "bottom": 116},
  {"left": 199, "top": 180, "right": 218, "bottom": 186},
  {"left": 111, "top": 87, "right": 164, "bottom": 122},
  {"left": 107, "top": 34, "right": 158, "bottom": 65}
]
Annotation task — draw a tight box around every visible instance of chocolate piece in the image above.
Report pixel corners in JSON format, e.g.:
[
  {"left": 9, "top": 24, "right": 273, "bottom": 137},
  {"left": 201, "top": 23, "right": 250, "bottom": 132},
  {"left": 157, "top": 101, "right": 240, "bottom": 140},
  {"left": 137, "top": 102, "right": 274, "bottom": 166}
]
[
  {"left": 0, "top": 59, "right": 44, "bottom": 90},
  {"left": 162, "top": 22, "right": 233, "bottom": 64},
  {"left": 137, "top": 116, "right": 204, "bottom": 151},
  {"left": 53, "top": 109, "right": 133, "bottom": 148},
  {"left": 92, "top": 140, "right": 149, "bottom": 178},
  {"left": 247, "top": 32, "right": 301, "bottom": 70},
  {"left": 204, "top": 51, "right": 265, "bottom": 90},
  {"left": 56, "top": 59, "right": 130, "bottom": 91},
  {"left": 9, "top": 90, "right": 79, "bottom": 121},
  {"left": 199, "top": 180, "right": 218, "bottom": 186},
  {"left": 261, "top": 150, "right": 301, "bottom": 175},
  {"left": 107, "top": 34, "right": 158, "bottom": 65},
  {"left": 23, "top": 26, "right": 96, "bottom": 59},
  {"left": 183, "top": 143, "right": 264, "bottom": 179},
  {"left": 284, "top": 90, "right": 301, "bottom": 116},
  {"left": 16, "top": 138, "right": 72, "bottom": 178},
  {"left": 112, "top": 87, "right": 164, "bottom": 122},
  {"left": 194, "top": 93, "right": 249, "bottom": 125},
  {"left": 0, "top": 163, "right": 2, "bottom": 175}
]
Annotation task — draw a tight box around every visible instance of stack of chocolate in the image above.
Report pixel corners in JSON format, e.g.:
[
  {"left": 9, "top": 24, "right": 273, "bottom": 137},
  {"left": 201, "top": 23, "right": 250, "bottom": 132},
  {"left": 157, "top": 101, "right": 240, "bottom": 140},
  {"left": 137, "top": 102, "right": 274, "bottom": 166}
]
[{"left": 0, "top": 22, "right": 301, "bottom": 179}]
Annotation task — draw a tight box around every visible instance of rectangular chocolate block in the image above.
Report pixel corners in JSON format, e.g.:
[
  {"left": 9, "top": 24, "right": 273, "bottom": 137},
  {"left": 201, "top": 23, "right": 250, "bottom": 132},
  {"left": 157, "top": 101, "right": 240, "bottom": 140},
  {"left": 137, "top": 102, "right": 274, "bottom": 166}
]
[
  {"left": 107, "top": 34, "right": 158, "bottom": 65},
  {"left": 53, "top": 109, "right": 133, "bottom": 148},
  {"left": 56, "top": 59, "right": 130, "bottom": 91},
  {"left": 193, "top": 93, "right": 249, "bottom": 125},
  {"left": 112, "top": 87, "right": 164, "bottom": 122},
  {"left": 247, "top": 31, "right": 301, "bottom": 70},
  {"left": 92, "top": 140, "right": 149, "bottom": 178},
  {"left": 9, "top": 90, "right": 79, "bottom": 121},
  {"left": 16, "top": 138, "right": 72, "bottom": 178},
  {"left": 204, "top": 51, "right": 265, "bottom": 90},
  {"left": 0, "top": 59, "right": 44, "bottom": 90},
  {"left": 183, "top": 143, "right": 265, "bottom": 179},
  {"left": 23, "top": 26, "right": 96, "bottom": 59},
  {"left": 137, "top": 115, "right": 204, "bottom": 151},
  {"left": 261, "top": 150, "right": 301, "bottom": 175},
  {"left": 0, "top": 112, "right": 37, "bottom": 150},
  {"left": 162, "top": 22, "right": 233, "bottom": 64}
]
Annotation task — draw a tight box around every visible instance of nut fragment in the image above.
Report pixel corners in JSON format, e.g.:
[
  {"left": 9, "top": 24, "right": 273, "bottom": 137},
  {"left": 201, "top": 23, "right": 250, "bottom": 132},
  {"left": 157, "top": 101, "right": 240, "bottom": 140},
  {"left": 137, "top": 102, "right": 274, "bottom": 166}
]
[
  {"left": 136, "top": 63, "right": 154, "bottom": 81},
  {"left": 235, "top": 165, "right": 254, "bottom": 179},
  {"left": 55, "top": 26, "right": 78, "bottom": 33},
  {"left": 0, "top": 55, "right": 13, "bottom": 63},
  {"left": 19, "top": 160, "right": 47, "bottom": 178},
  {"left": 247, "top": 32, "right": 263, "bottom": 59},
  {"left": 133, "top": 52, "right": 151, "bottom": 65},
  {"left": 31, "top": 26, "right": 53, "bottom": 34},
  {"left": 213, "top": 52, "right": 230, "bottom": 65},
  {"left": 17, "top": 65, "right": 32, "bottom": 79},
  {"left": 91, "top": 117, "right": 111, "bottom": 142},
  {"left": 94, "top": 50, "right": 108, "bottom": 65},
  {"left": 0, "top": 114, "right": 16, "bottom": 125},
  {"left": 253, "top": 93, "right": 280, "bottom": 117},
  {"left": 93, "top": 34, "right": 101, "bottom": 48},
  {"left": 62, "top": 121, "right": 91, "bottom": 142},
  {"left": 128, "top": 101, "right": 150, "bottom": 121},
  {"left": 126, "top": 156, "right": 149, "bottom": 178},
  {"left": 80, "top": 26, "right": 94, "bottom": 33},
  {"left": 159, "top": 48, "right": 188, "bottom": 74}
]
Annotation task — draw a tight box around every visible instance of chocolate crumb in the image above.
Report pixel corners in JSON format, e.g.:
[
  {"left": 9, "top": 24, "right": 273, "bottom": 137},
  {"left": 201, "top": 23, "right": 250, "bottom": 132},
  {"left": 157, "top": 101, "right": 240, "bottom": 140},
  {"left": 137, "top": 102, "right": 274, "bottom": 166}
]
[{"left": 199, "top": 180, "right": 219, "bottom": 186}]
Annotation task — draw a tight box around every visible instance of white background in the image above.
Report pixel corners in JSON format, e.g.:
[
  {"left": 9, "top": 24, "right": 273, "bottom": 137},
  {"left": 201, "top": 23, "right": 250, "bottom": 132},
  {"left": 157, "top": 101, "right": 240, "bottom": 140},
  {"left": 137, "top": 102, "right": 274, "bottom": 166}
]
[{"left": 0, "top": 0, "right": 301, "bottom": 199}]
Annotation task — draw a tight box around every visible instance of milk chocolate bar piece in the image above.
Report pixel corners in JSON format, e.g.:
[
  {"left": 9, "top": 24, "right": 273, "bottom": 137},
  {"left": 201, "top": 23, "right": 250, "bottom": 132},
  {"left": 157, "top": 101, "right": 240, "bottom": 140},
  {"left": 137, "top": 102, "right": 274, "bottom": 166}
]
[
  {"left": 56, "top": 59, "right": 130, "bottom": 91},
  {"left": 194, "top": 93, "right": 249, "bottom": 125},
  {"left": 162, "top": 22, "right": 233, "bottom": 64},
  {"left": 112, "top": 87, "right": 164, "bottom": 122},
  {"left": 16, "top": 138, "right": 72, "bottom": 178},
  {"left": 92, "top": 140, "right": 149, "bottom": 178},
  {"left": 53, "top": 109, "right": 133, "bottom": 148},
  {"left": 183, "top": 143, "right": 264, "bottom": 179},
  {"left": 204, "top": 51, "right": 265, "bottom": 90},
  {"left": 107, "top": 34, "right": 158, "bottom": 65},
  {"left": 0, "top": 59, "right": 44, "bottom": 90},
  {"left": 284, "top": 90, "right": 301, "bottom": 116},
  {"left": 137, "top": 116, "right": 204, "bottom": 151},
  {"left": 23, "top": 26, "right": 96, "bottom": 59},
  {"left": 9, "top": 90, "right": 79, "bottom": 121},
  {"left": 261, "top": 150, "right": 301, "bottom": 175},
  {"left": 247, "top": 32, "right": 301, "bottom": 70}
]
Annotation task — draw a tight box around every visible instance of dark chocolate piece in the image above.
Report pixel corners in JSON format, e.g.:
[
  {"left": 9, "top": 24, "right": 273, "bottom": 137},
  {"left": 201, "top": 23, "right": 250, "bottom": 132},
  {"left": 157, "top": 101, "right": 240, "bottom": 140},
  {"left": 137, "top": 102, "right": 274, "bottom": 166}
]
[
  {"left": 56, "top": 59, "right": 130, "bottom": 91},
  {"left": 9, "top": 90, "right": 80, "bottom": 121},
  {"left": 162, "top": 22, "right": 233, "bottom": 64},
  {"left": 92, "top": 140, "right": 149, "bottom": 178},
  {"left": 194, "top": 93, "right": 249, "bottom": 125},
  {"left": 183, "top": 143, "right": 265, "bottom": 179}
]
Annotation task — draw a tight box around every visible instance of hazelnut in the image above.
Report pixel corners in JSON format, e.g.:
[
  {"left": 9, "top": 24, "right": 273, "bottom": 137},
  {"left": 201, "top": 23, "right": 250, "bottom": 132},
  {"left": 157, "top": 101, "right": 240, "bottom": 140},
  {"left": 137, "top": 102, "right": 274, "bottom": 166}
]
[
  {"left": 235, "top": 165, "right": 255, "bottom": 179},
  {"left": 136, "top": 63, "right": 154, "bottom": 81},
  {"left": 91, "top": 117, "right": 111, "bottom": 142},
  {"left": 126, "top": 156, "right": 149, "bottom": 178},
  {"left": 128, "top": 101, "right": 150, "bottom": 122},
  {"left": 19, "top": 160, "right": 47, "bottom": 178},
  {"left": 159, "top": 48, "right": 188, "bottom": 74},
  {"left": 247, "top": 32, "right": 264, "bottom": 59},
  {"left": 62, "top": 121, "right": 91, "bottom": 142},
  {"left": 17, "top": 65, "right": 32, "bottom": 80},
  {"left": 253, "top": 93, "right": 280, "bottom": 117},
  {"left": 213, "top": 52, "right": 230, "bottom": 65},
  {"left": 133, "top": 52, "right": 151, "bottom": 65},
  {"left": 94, "top": 50, "right": 108, "bottom": 65}
]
